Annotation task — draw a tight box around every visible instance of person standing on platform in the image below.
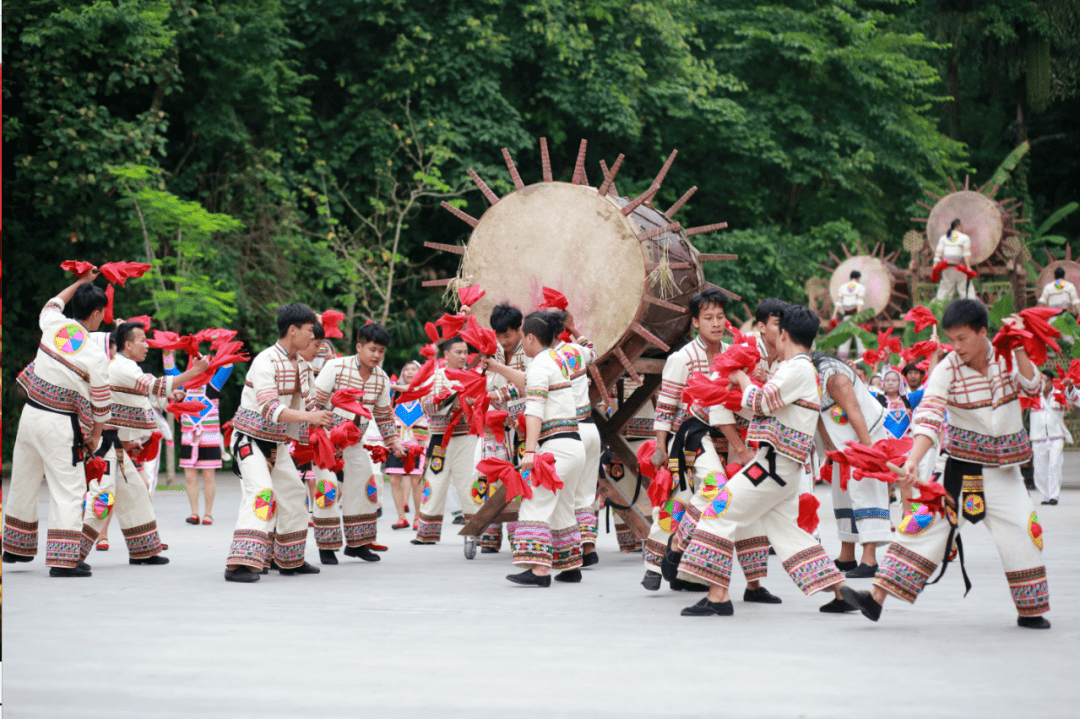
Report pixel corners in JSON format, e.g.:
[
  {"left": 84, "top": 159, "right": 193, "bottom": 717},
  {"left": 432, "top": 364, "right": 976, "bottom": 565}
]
[
  {"left": 933, "top": 219, "right": 977, "bottom": 301},
  {"left": 1037, "top": 267, "right": 1080, "bottom": 315},
  {"left": 833, "top": 270, "right": 867, "bottom": 360}
]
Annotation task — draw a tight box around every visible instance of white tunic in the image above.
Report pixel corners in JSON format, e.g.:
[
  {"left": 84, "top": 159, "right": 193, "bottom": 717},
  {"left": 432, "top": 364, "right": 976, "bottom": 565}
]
[
  {"left": 1038, "top": 279, "right": 1080, "bottom": 310},
  {"left": 524, "top": 348, "right": 580, "bottom": 442},
  {"left": 933, "top": 231, "right": 971, "bottom": 264},
  {"left": 836, "top": 281, "right": 867, "bottom": 313},
  {"left": 107, "top": 353, "right": 175, "bottom": 441},
  {"left": 1029, "top": 385, "right": 1079, "bottom": 443}
]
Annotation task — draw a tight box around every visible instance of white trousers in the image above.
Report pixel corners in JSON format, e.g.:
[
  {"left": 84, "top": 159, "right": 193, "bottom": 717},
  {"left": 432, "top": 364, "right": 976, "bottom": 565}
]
[
  {"left": 226, "top": 435, "right": 309, "bottom": 570},
  {"left": 875, "top": 465, "right": 1048, "bottom": 616},
  {"left": 831, "top": 472, "right": 893, "bottom": 545},
  {"left": 1033, "top": 439, "right": 1064, "bottom": 501},
  {"left": 513, "top": 436, "right": 585, "bottom": 569},
  {"left": 3, "top": 406, "right": 85, "bottom": 568},
  {"left": 312, "top": 443, "right": 380, "bottom": 550},
  {"left": 936, "top": 267, "right": 977, "bottom": 301},
  {"left": 837, "top": 336, "right": 866, "bottom": 360},
  {"left": 415, "top": 434, "right": 479, "bottom": 543},
  {"left": 80, "top": 441, "right": 162, "bottom": 561},
  {"left": 573, "top": 422, "right": 602, "bottom": 546}
]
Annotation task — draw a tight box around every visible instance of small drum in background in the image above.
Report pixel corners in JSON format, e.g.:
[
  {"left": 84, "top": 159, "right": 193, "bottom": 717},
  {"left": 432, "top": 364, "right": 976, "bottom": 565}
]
[
  {"left": 1036, "top": 260, "right": 1080, "bottom": 304},
  {"left": 828, "top": 256, "right": 895, "bottom": 318},
  {"left": 926, "top": 191, "right": 1004, "bottom": 266}
]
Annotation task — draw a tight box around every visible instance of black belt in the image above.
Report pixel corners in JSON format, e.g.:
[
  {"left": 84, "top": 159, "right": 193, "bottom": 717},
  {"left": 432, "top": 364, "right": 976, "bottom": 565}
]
[
  {"left": 579, "top": 416, "right": 594, "bottom": 424},
  {"left": 539, "top": 432, "right": 581, "bottom": 446},
  {"left": 670, "top": 417, "right": 721, "bottom": 492},
  {"left": 27, "top": 399, "right": 85, "bottom": 467},
  {"left": 927, "top": 458, "right": 975, "bottom": 596}
]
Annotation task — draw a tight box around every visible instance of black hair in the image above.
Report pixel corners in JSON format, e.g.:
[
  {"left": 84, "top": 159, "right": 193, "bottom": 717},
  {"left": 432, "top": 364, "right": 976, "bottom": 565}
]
[
  {"left": 442, "top": 334, "right": 468, "bottom": 352},
  {"left": 1055, "top": 267, "right": 1066, "bottom": 280},
  {"left": 689, "top": 288, "right": 728, "bottom": 319},
  {"left": 778, "top": 304, "right": 819, "bottom": 348},
  {"left": 312, "top": 322, "right": 325, "bottom": 341},
  {"left": 70, "top": 283, "right": 108, "bottom": 320},
  {"left": 522, "top": 311, "right": 567, "bottom": 347},
  {"left": 1041, "top": 369, "right": 1055, "bottom": 380},
  {"left": 850, "top": 270, "right": 862, "bottom": 280},
  {"left": 490, "top": 302, "right": 523, "bottom": 334},
  {"left": 902, "top": 363, "right": 924, "bottom": 376},
  {"left": 357, "top": 321, "right": 390, "bottom": 347},
  {"left": 947, "top": 218, "right": 962, "bottom": 238},
  {"left": 277, "top": 302, "right": 318, "bottom": 338},
  {"left": 754, "top": 298, "right": 788, "bottom": 325},
  {"left": 941, "top": 298, "right": 988, "bottom": 332},
  {"left": 112, "top": 321, "right": 144, "bottom": 354}
]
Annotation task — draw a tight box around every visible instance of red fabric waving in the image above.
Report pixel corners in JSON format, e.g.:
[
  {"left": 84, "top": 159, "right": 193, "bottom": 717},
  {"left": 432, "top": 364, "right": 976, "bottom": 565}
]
[
  {"left": 904, "top": 306, "right": 938, "bottom": 333},
  {"left": 99, "top": 261, "right": 152, "bottom": 287},
  {"left": 60, "top": 260, "right": 95, "bottom": 277},
  {"left": 530, "top": 452, "right": 563, "bottom": 492},
  {"left": 540, "top": 286, "right": 569, "bottom": 310},
  {"left": 457, "top": 285, "right": 485, "bottom": 307}
]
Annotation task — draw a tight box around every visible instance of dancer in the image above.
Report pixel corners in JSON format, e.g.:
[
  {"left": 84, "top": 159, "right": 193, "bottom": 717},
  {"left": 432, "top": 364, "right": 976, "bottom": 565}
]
[
  {"left": 1037, "top": 267, "right": 1080, "bottom": 315},
  {"left": 1030, "top": 370, "right": 1079, "bottom": 506},
  {"left": 4, "top": 271, "right": 111, "bottom": 576},
  {"left": 311, "top": 322, "right": 405, "bottom": 563},
  {"left": 933, "top": 219, "right": 977, "bottom": 301},
  {"left": 224, "top": 303, "right": 334, "bottom": 583},
  {"left": 504, "top": 311, "right": 586, "bottom": 586},
  {"left": 679, "top": 305, "right": 855, "bottom": 616},
  {"left": 843, "top": 299, "right": 1051, "bottom": 629},
  {"left": 833, "top": 270, "right": 867, "bottom": 360},
  {"left": 811, "top": 353, "right": 891, "bottom": 588}
]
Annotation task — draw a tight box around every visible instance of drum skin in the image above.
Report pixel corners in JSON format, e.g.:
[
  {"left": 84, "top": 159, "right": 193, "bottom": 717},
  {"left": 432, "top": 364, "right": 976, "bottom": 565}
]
[
  {"left": 460, "top": 181, "right": 704, "bottom": 367},
  {"left": 829, "top": 256, "right": 894, "bottom": 317},
  {"left": 1036, "top": 261, "right": 1080, "bottom": 300},
  {"left": 926, "top": 191, "right": 1003, "bottom": 266}
]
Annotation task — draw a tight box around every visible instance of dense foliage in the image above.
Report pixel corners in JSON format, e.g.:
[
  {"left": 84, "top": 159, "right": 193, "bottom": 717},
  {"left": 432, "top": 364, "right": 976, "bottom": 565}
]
[{"left": 4, "top": 0, "right": 1079, "bottom": 456}]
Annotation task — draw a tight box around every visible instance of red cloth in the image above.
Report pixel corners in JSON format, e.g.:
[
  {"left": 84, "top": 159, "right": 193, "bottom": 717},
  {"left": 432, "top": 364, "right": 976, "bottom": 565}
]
[
  {"left": 462, "top": 315, "right": 498, "bottom": 356},
  {"left": 402, "top": 442, "right": 424, "bottom": 474},
  {"left": 330, "top": 422, "right": 362, "bottom": 449},
  {"left": 436, "top": 313, "right": 466, "bottom": 340},
  {"left": 929, "top": 260, "right": 949, "bottom": 282},
  {"left": 905, "top": 306, "right": 938, "bottom": 333},
  {"left": 530, "top": 452, "right": 563, "bottom": 492},
  {"left": 540, "top": 286, "right": 569, "bottom": 310},
  {"left": 321, "top": 310, "right": 345, "bottom": 339},
  {"left": 476, "top": 458, "right": 533, "bottom": 500},
  {"left": 60, "top": 260, "right": 95, "bottom": 276},
  {"left": 124, "top": 315, "right": 152, "bottom": 331},
  {"left": 877, "top": 328, "right": 902, "bottom": 358},
  {"left": 85, "top": 456, "right": 108, "bottom": 486},
  {"left": 1018, "top": 307, "right": 1063, "bottom": 366},
  {"left": 184, "top": 342, "right": 249, "bottom": 390},
  {"left": 103, "top": 285, "right": 115, "bottom": 325},
  {"left": 822, "top": 454, "right": 852, "bottom": 490},
  {"left": 457, "top": 285, "right": 485, "bottom": 307},
  {"left": 647, "top": 469, "right": 673, "bottom": 508},
  {"left": 681, "top": 372, "right": 730, "bottom": 409},
  {"left": 330, "top": 387, "right": 373, "bottom": 420},
  {"left": 831, "top": 438, "right": 912, "bottom": 483},
  {"left": 290, "top": 440, "right": 315, "bottom": 466},
  {"left": 558, "top": 329, "right": 573, "bottom": 343},
  {"left": 911, "top": 481, "right": 948, "bottom": 516},
  {"left": 712, "top": 343, "right": 760, "bottom": 382},
  {"left": 167, "top": 400, "right": 207, "bottom": 419},
  {"left": 797, "top": 493, "right": 820, "bottom": 534},
  {"left": 485, "top": 410, "right": 509, "bottom": 444},
  {"left": 222, "top": 421, "right": 234, "bottom": 450},
  {"left": 636, "top": 440, "right": 657, "bottom": 480},
  {"left": 99, "top": 261, "right": 152, "bottom": 287},
  {"left": 146, "top": 330, "right": 201, "bottom": 356},
  {"left": 862, "top": 349, "right": 880, "bottom": 366},
  {"left": 991, "top": 324, "right": 1032, "bottom": 373},
  {"left": 364, "top": 443, "right": 389, "bottom": 463},
  {"left": 1019, "top": 396, "right": 1041, "bottom": 410},
  {"left": 131, "top": 432, "right": 163, "bottom": 463},
  {"left": 909, "top": 340, "right": 940, "bottom": 362},
  {"left": 308, "top": 427, "right": 338, "bottom": 470}
]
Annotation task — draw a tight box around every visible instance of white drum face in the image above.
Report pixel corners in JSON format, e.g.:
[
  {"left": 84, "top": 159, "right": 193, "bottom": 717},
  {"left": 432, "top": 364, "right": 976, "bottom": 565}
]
[
  {"left": 829, "top": 256, "right": 893, "bottom": 316},
  {"left": 926, "top": 191, "right": 1003, "bottom": 266}
]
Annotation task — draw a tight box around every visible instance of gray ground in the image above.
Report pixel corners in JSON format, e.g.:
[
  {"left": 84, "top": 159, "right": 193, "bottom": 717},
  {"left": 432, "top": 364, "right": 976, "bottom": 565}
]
[{"left": 3, "top": 467, "right": 1079, "bottom": 719}]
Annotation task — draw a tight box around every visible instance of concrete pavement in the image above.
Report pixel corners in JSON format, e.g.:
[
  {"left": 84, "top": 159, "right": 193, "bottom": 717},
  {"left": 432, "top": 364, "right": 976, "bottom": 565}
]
[{"left": 3, "top": 475, "right": 1079, "bottom": 718}]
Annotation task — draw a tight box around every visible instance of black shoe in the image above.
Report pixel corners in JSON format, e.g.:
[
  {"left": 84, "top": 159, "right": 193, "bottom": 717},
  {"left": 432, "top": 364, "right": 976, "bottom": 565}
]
[
  {"left": 50, "top": 565, "right": 92, "bottom": 577},
  {"left": 1017, "top": 616, "right": 1051, "bottom": 630},
  {"left": 834, "top": 558, "right": 858, "bottom": 572},
  {"left": 582, "top": 551, "right": 599, "bottom": 568},
  {"left": 452, "top": 515, "right": 465, "bottom": 525},
  {"left": 680, "top": 598, "right": 734, "bottom": 616},
  {"left": 186, "top": 516, "right": 200, "bottom": 525},
  {"left": 3, "top": 551, "right": 33, "bottom": 563},
  {"left": 642, "top": 570, "right": 662, "bottom": 591},
  {"left": 343, "top": 545, "right": 381, "bottom": 562},
  {"left": 661, "top": 536, "right": 682, "bottom": 582},
  {"left": 225, "top": 566, "right": 260, "bottom": 583},
  {"left": 820, "top": 597, "right": 858, "bottom": 613},
  {"left": 846, "top": 563, "right": 878, "bottom": 579},
  {"left": 319, "top": 549, "right": 339, "bottom": 565},
  {"left": 129, "top": 555, "right": 170, "bottom": 565},
  {"left": 410, "top": 539, "right": 436, "bottom": 545},
  {"left": 554, "top": 569, "right": 582, "bottom": 583},
  {"left": 376, "top": 507, "right": 383, "bottom": 518},
  {"left": 670, "top": 578, "right": 709, "bottom": 592},
  {"left": 840, "top": 585, "right": 882, "bottom": 622},
  {"left": 1049, "top": 499, "right": 1059, "bottom": 505},
  {"left": 506, "top": 569, "right": 551, "bottom": 587},
  {"left": 743, "top": 586, "right": 783, "bottom": 604},
  {"left": 269, "top": 559, "right": 280, "bottom": 571},
  {"left": 481, "top": 547, "right": 499, "bottom": 554},
  {"left": 260, "top": 567, "right": 269, "bottom": 575},
  {"left": 279, "top": 562, "right": 321, "bottom": 575},
  {"left": 1041, "top": 499, "right": 1053, "bottom": 505},
  {"left": 78, "top": 561, "right": 92, "bottom": 571},
  {"left": 768, "top": 546, "right": 776, "bottom": 555}
]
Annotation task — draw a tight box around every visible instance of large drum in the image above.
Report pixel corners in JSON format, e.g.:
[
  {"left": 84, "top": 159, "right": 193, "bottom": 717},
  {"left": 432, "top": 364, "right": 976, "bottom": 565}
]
[
  {"left": 455, "top": 162, "right": 707, "bottom": 392},
  {"left": 926, "top": 191, "right": 1003, "bottom": 266},
  {"left": 828, "top": 256, "right": 895, "bottom": 317}
]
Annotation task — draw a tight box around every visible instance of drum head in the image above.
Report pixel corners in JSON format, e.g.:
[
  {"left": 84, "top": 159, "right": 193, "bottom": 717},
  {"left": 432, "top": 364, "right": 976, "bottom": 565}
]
[
  {"left": 926, "top": 191, "right": 1002, "bottom": 266},
  {"left": 460, "top": 182, "right": 646, "bottom": 356},
  {"left": 829, "top": 257, "right": 893, "bottom": 316},
  {"left": 1036, "top": 260, "right": 1080, "bottom": 298}
]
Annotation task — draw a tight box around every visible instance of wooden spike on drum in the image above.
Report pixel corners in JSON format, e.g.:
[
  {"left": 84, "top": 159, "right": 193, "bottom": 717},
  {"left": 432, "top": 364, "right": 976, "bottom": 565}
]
[
  {"left": 1014, "top": 217, "right": 1031, "bottom": 224},
  {"left": 910, "top": 217, "right": 928, "bottom": 223},
  {"left": 916, "top": 200, "right": 933, "bottom": 211},
  {"left": 684, "top": 222, "right": 728, "bottom": 237},
  {"left": 630, "top": 321, "right": 671, "bottom": 352},
  {"left": 440, "top": 201, "right": 478, "bottom": 228},
  {"left": 704, "top": 282, "right": 741, "bottom": 301},
  {"left": 422, "top": 278, "right": 455, "bottom": 287},
  {"left": 540, "top": 137, "right": 553, "bottom": 182},
  {"left": 501, "top": 148, "right": 525, "bottom": 190},
  {"left": 597, "top": 154, "right": 625, "bottom": 197},
  {"left": 614, "top": 347, "right": 642, "bottom": 384},
  {"left": 646, "top": 261, "right": 692, "bottom": 272},
  {"left": 699, "top": 254, "right": 738, "bottom": 262},
  {"left": 642, "top": 294, "right": 686, "bottom": 313},
  {"left": 571, "top": 139, "right": 588, "bottom": 185},
  {"left": 588, "top": 363, "right": 612, "bottom": 407},
  {"left": 925, "top": 189, "right": 942, "bottom": 201},
  {"left": 965, "top": 174, "right": 970, "bottom": 190},
  {"left": 948, "top": 176, "right": 957, "bottom": 192},
  {"left": 666, "top": 186, "right": 697, "bottom": 218},
  {"left": 467, "top": 169, "right": 500, "bottom": 205},
  {"left": 986, "top": 183, "right": 1000, "bottom": 198},
  {"left": 638, "top": 222, "right": 681, "bottom": 242},
  {"left": 1003, "top": 228, "right": 1031, "bottom": 237},
  {"left": 621, "top": 187, "right": 655, "bottom": 216},
  {"left": 423, "top": 241, "right": 465, "bottom": 255},
  {"left": 652, "top": 150, "right": 678, "bottom": 193}
]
